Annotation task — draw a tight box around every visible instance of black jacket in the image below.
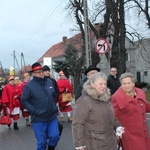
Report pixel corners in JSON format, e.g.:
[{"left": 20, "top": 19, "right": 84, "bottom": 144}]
[
  {"left": 107, "top": 75, "right": 121, "bottom": 95},
  {"left": 75, "top": 77, "right": 88, "bottom": 101},
  {"left": 46, "top": 76, "right": 59, "bottom": 103}
]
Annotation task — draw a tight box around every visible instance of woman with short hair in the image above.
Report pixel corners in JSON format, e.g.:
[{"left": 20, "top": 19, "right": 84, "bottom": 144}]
[
  {"left": 112, "top": 72, "right": 150, "bottom": 150},
  {"left": 72, "top": 72, "right": 123, "bottom": 150}
]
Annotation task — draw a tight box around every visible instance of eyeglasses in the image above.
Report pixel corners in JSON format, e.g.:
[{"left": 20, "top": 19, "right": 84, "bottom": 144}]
[
  {"left": 111, "top": 71, "right": 117, "bottom": 72},
  {"left": 33, "top": 70, "right": 43, "bottom": 74}
]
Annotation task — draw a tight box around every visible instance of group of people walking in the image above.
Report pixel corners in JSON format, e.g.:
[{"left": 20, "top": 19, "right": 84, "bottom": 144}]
[
  {"left": 0, "top": 62, "right": 73, "bottom": 150},
  {"left": 0, "top": 63, "right": 150, "bottom": 150},
  {"left": 0, "top": 73, "right": 31, "bottom": 130},
  {"left": 73, "top": 66, "right": 150, "bottom": 150}
]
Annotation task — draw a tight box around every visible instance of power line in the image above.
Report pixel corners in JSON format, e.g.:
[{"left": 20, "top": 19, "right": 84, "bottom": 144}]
[{"left": 16, "top": 1, "right": 62, "bottom": 52}]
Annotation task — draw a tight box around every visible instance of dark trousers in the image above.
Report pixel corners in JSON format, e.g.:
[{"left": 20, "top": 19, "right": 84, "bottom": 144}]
[{"left": 58, "top": 121, "right": 63, "bottom": 136}]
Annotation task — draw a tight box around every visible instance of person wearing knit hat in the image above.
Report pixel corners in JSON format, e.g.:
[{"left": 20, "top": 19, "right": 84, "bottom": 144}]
[
  {"left": 21, "top": 62, "right": 60, "bottom": 150},
  {"left": 43, "top": 65, "right": 54, "bottom": 78},
  {"left": 75, "top": 65, "right": 100, "bottom": 101},
  {"left": 2, "top": 75, "right": 21, "bottom": 130},
  {"left": 43, "top": 65, "right": 63, "bottom": 136},
  {"left": 57, "top": 70, "right": 73, "bottom": 122},
  {"left": 19, "top": 72, "right": 31, "bottom": 126},
  {"left": 43, "top": 65, "right": 50, "bottom": 72}
]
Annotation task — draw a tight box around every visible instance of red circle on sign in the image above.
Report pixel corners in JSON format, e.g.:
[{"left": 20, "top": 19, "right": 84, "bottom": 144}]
[{"left": 95, "top": 38, "right": 109, "bottom": 54}]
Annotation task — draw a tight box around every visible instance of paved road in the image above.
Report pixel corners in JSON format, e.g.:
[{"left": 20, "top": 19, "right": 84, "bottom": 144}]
[
  {"left": 0, "top": 114, "right": 74, "bottom": 150},
  {"left": 0, "top": 112, "right": 150, "bottom": 150}
]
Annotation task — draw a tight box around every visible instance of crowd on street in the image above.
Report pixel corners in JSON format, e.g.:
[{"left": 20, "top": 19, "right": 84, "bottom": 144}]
[{"left": 0, "top": 63, "right": 150, "bottom": 150}]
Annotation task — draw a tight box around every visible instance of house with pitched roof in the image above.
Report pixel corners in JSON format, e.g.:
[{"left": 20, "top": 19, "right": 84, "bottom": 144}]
[
  {"left": 37, "top": 34, "right": 84, "bottom": 80},
  {"left": 37, "top": 32, "right": 150, "bottom": 84}
]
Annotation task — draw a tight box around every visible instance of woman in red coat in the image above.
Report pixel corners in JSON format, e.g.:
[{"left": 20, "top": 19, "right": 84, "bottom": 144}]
[
  {"left": 2, "top": 75, "right": 21, "bottom": 130},
  {"left": 111, "top": 72, "right": 150, "bottom": 150},
  {"left": 19, "top": 73, "right": 31, "bottom": 126},
  {"left": 57, "top": 71, "right": 73, "bottom": 122}
]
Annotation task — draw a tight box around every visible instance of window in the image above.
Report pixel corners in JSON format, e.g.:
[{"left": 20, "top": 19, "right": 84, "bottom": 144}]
[
  {"left": 126, "top": 51, "right": 130, "bottom": 61},
  {"left": 143, "top": 71, "right": 148, "bottom": 76}
]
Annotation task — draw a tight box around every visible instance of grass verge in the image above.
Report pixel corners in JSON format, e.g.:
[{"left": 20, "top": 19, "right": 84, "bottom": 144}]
[{"left": 146, "top": 90, "right": 150, "bottom": 102}]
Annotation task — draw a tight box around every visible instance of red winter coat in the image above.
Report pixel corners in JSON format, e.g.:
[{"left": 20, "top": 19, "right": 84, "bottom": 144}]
[
  {"left": 111, "top": 87, "right": 150, "bottom": 150},
  {"left": 57, "top": 78, "right": 72, "bottom": 112},
  {"left": 2, "top": 83, "right": 20, "bottom": 113}
]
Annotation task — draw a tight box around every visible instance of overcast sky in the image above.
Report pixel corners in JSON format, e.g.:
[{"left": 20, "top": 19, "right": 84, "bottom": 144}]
[
  {"left": 1, "top": 0, "right": 150, "bottom": 69},
  {"left": 0, "top": 0, "right": 73, "bottom": 69}
]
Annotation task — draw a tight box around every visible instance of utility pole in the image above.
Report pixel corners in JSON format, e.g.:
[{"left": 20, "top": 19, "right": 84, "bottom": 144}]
[
  {"left": 13, "top": 50, "right": 15, "bottom": 75},
  {"left": 21, "top": 52, "right": 26, "bottom": 74},
  {"left": 83, "top": 0, "right": 92, "bottom": 68}
]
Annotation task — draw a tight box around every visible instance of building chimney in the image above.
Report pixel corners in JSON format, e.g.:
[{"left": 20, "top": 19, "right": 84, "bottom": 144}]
[{"left": 62, "top": 36, "right": 67, "bottom": 43}]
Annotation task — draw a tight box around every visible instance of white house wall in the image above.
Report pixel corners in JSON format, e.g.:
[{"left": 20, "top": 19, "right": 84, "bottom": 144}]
[{"left": 134, "top": 39, "right": 150, "bottom": 84}]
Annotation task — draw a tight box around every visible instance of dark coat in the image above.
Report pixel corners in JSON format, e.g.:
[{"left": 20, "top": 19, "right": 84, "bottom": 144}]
[
  {"left": 72, "top": 82, "right": 120, "bottom": 150},
  {"left": 112, "top": 87, "right": 150, "bottom": 150},
  {"left": 75, "top": 77, "right": 88, "bottom": 101},
  {"left": 107, "top": 75, "right": 120, "bottom": 95},
  {"left": 46, "top": 76, "right": 59, "bottom": 104},
  {"left": 21, "top": 76, "right": 58, "bottom": 123}
]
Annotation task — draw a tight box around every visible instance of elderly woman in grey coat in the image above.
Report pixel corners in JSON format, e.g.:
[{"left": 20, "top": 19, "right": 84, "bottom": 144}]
[{"left": 72, "top": 72, "right": 124, "bottom": 150}]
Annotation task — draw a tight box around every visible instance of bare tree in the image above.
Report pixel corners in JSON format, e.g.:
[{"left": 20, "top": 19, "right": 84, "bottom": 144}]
[
  {"left": 67, "top": 0, "right": 127, "bottom": 75},
  {"left": 64, "top": 43, "right": 85, "bottom": 91},
  {"left": 127, "top": 0, "right": 150, "bottom": 28}
]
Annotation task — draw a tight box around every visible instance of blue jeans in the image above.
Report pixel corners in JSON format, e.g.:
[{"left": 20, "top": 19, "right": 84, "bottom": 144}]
[{"left": 32, "top": 119, "right": 60, "bottom": 150}]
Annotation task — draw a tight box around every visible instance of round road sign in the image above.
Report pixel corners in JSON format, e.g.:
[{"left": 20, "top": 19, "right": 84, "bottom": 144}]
[{"left": 95, "top": 38, "right": 109, "bottom": 54}]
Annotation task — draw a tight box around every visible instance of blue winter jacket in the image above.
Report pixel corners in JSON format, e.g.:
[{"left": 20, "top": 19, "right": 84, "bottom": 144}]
[{"left": 21, "top": 76, "right": 58, "bottom": 123}]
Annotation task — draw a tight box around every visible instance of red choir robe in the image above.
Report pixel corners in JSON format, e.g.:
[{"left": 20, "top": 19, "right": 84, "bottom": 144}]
[
  {"left": 19, "top": 81, "right": 26, "bottom": 95},
  {"left": 57, "top": 78, "right": 73, "bottom": 112},
  {"left": 19, "top": 81, "right": 30, "bottom": 117},
  {"left": 0, "top": 86, "right": 3, "bottom": 111},
  {"left": 2, "top": 83, "right": 20, "bottom": 114}
]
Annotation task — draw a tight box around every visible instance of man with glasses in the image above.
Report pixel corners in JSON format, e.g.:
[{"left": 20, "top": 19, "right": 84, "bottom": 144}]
[
  {"left": 107, "top": 67, "right": 121, "bottom": 95},
  {"left": 21, "top": 63, "right": 60, "bottom": 150}
]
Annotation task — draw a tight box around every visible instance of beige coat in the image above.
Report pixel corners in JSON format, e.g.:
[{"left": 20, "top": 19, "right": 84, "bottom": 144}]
[{"left": 72, "top": 83, "right": 120, "bottom": 150}]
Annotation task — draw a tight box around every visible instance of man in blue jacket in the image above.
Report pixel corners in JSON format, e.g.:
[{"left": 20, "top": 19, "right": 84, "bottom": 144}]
[{"left": 21, "top": 63, "right": 60, "bottom": 150}]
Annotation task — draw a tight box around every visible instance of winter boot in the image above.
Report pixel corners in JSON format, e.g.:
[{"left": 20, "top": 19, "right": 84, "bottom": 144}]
[
  {"left": 60, "top": 117, "right": 65, "bottom": 122},
  {"left": 14, "top": 122, "right": 19, "bottom": 130},
  {"left": 8, "top": 124, "right": 11, "bottom": 128},
  {"left": 47, "top": 145, "right": 55, "bottom": 150},
  {"left": 68, "top": 117, "right": 72, "bottom": 122},
  {"left": 26, "top": 118, "right": 31, "bottom": 126}
]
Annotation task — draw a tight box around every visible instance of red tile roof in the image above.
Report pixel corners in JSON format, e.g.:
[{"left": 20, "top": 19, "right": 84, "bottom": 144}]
[
  {"left": 21, "top": 65, "right": 31, "bottom": 73},
  {"left": 37, "top": 33, "right": 83, "bottom": 62}
]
